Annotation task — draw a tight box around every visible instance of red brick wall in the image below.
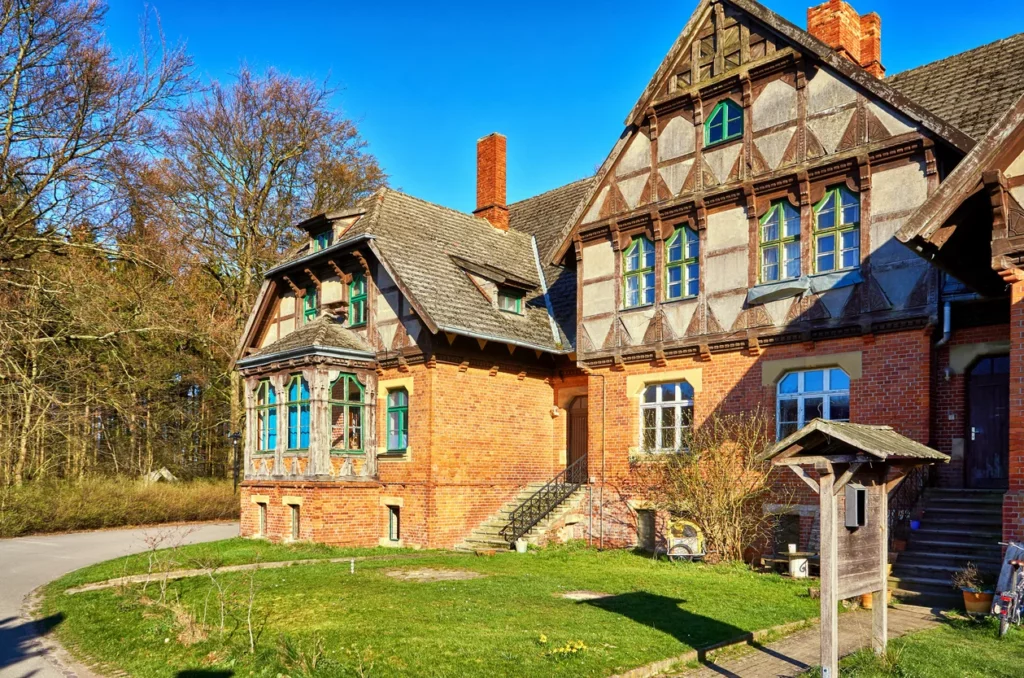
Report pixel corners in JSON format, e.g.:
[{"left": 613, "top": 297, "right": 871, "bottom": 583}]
[
  {"left": 584, "top": 329, "right": 931, "bottom": 549},
  {"left": 1006, "top": 282, "right": 1024, "bottom": 543},
  {"left": 241, "top": 482, "right": 382, "bottom": 546}
]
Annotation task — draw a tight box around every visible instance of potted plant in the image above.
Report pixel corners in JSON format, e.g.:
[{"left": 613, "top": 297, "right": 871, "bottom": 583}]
[{"left": 951, "top": 562, "right": 996, "bottom": 614}]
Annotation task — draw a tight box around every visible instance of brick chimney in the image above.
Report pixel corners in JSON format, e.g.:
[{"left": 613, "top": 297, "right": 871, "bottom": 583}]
[
  {"left": 473, "top": 133, "right": 508, "bottom": 231},
  {"left": 807, "top": 0, "right": 884, "bottom": 78}
]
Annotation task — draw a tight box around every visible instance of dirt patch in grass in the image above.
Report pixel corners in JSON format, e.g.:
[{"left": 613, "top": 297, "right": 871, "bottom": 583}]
[
  {"left": 384, "top": 567, "right": 484, "bottom": 582},
  {"left": 559, "top": 590, "right": 612, "bottom": 601}
]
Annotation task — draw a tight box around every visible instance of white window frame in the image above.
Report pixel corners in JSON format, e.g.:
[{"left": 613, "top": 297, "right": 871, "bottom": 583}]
[
  {"left": 776, "top": 368, "right": 850, "bottom": 440},
  {"left": 639, "top": 381, "right": 694, "bottom": 453}
]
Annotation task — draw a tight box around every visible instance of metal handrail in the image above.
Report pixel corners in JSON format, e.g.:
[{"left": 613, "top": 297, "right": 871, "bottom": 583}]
[
  {"left": 498, "top": 454, "right": 588, "bottom": 544},
  {"left": 888, "top": 464, "right": 932, "bottom": 549}
]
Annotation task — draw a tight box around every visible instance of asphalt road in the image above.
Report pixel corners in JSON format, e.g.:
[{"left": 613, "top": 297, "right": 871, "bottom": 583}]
[{"left": 0, "top": 522, "right": 239, "bottom": 678}]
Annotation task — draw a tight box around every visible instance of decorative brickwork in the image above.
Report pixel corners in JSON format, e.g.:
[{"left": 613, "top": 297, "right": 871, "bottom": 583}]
[{"left": 807, "top": 0, "right": 884, "bottom": 77}]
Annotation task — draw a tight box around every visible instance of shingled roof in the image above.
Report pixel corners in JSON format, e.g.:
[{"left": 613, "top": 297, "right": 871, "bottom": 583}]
[
  {"left": 334, "top": 188, "right": 570, "bottom": 352},
  {"left": 509, "top": 177, "right": 595, "bottom": 349},
  {"left": 247, "top": 314, "right": 375, "bottom": 362},
  {"left": 765, "top": 419, "right": 950, "bottom": 464},
  {"left": 887, "top": 32, "right": 1024, "bottom": 140}
]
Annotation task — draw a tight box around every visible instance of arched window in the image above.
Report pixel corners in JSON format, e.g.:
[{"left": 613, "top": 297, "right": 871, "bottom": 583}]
[
  {"left": 665, "top": 226, "right": 699, "bottom": 300},
  {"left": 705, "top": 99, "right": 743, "bottom": 147},
  {"left": 286, "top": 374, "right": 311, "bottom": 450},
  {"left": 303, "top": 287, "right": 318, "bottom": 324},
  {"left": 814, "top": 185, "right": 860, "bottom": 273},
  {"left": 330, "top": 374, "right": 363, "bottom": 453},
  {"left": 348, "top": 273, "right": 367, "bottom": 327},
  {"left": 760, "top": 200, "right": 801, "bottom": 283},
  {"left": 640, "top": 381, "right": 694, "bottom": 453},
  {"left": 777, "top": 368, "right": 850, "bottom": 439},
  {"left": 623, "top": 237, "right": 655, "bottom": 308},
  {"left": 255, "top": 380, "right": 277, "bottom": 452},
  {"left": 386, "top": 388, "right": 409, "bottom": 453}
]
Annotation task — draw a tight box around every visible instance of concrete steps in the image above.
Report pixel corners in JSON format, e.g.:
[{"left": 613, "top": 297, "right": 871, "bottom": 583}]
[
  {"left": 454, "top": 483, "right": 587, "bottom": 552},
  {"left": 890, "top": 488, "right": 1004, "bottom": 608}
]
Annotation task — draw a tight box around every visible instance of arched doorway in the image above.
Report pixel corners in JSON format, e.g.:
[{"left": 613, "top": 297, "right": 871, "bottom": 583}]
[
  {"left": 566, "top": 396, "right": 589, "bottom": 483},
  {"left": 966, "top": 354, "right": 1010, "bottom": 489}
]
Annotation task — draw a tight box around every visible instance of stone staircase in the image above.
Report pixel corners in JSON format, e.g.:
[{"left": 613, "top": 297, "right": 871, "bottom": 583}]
[
  {"left": 890, "top": 488, "right": 1004, "bottom": 607},
  {"left": 455, "top": 482, "right": 588, "bottom": 552}
]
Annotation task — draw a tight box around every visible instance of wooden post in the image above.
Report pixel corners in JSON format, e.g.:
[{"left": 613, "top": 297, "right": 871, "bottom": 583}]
[
  {"left": 872, "top": 474, "right": 889, "bottom": 655},
  {"left": 819, "top": 467, "right": 839, "bottom": 678}
]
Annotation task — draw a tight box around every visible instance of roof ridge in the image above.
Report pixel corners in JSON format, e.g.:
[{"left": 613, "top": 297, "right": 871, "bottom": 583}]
[
  {"left": 888, "top": 31, "right": 1024, "bottom": 80},
  {"left": 381, "top": 187, "right": 536, "bottom": 244}
]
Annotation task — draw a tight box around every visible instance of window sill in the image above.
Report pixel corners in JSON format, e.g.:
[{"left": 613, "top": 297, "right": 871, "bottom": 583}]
[
  {"left": 704, "top": 135, "right": 742, "bottom": 149},
  {"left": 379, "top": 450, "right": 408, "bottom": 459},
  {"left": 331, "top": 450, "right": 365, "bottom": 455},
  {"left": 621, "top": 303, "right": 655, "bottom": 312},
  {"left": 662, "top": 295, "right": 698, "bottom": 305},
  {"left": 348, "top": 323, "right": 367, "bottom": 329}
]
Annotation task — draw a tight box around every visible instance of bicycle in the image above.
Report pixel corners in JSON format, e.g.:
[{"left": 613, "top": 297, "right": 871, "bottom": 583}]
[{"left": 995, "top": 542, "right": 1024, "bottom": 638}]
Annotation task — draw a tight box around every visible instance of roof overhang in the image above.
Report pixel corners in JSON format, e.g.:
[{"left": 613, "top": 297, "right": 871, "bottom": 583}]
[
  {"left": 236, "top": 345, "right": 376, "bottom": 370},
  {"left": 764, "top": 419, "right": 949, "bottom": 465},
  {"left": 264, "top": 233, "right": 377, "bottom": 278}
]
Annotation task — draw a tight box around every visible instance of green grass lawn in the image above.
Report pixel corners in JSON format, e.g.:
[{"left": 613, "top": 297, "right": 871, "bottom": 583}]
[
  {"left": 43, "top": 541, "right": 820, "bottom": 677},
  {"left": 831, "top": 615, "right": 1024, "bottom": 677}
]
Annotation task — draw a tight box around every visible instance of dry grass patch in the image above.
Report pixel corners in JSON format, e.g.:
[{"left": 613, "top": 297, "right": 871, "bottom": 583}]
[{"left": 383, "top": 567, "right": 485, "bottom": 582}]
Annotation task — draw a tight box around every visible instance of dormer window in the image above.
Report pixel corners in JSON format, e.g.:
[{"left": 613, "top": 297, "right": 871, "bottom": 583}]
[
  {"left": 497, "top": 287, "right": 523, "bottom": 314},
  {"left": 704, "top": 99, "right": 743, "bottom": 147},
  {"left": 312, "top": 229, "right": 332, "bottom": 252},
  {"left": 303, "top": 287, "right": 318, "bottom": 323}
]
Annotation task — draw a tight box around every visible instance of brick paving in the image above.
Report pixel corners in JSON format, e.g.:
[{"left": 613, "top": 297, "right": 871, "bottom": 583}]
[{"left": 673, "top": 605, "right": 942, "bottom": 677}]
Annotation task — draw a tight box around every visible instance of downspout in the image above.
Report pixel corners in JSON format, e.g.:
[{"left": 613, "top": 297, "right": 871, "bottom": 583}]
[
  {"left": 580, "top": 365, "right": 606, "bottom": 550},
  {"left": 935, "top": 300, "right": 952, "bottom": 348}
]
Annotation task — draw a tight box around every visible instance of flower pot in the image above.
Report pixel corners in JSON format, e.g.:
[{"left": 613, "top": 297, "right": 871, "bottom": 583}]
[
  {"left": 961, "top": 589, "right": 994, "bottom": 615},
  {"left": 909, "top": 520, "right": 921, "bottom": 531},
  {"left": 860, "top": 591, "right": 892, "bottom": 610},
  {"left": 514, "top": 538, "right": 529, "bottom": 554}
]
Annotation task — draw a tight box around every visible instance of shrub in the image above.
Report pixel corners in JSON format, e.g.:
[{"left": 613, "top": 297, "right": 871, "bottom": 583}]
[{"left": 0, "top": 477, "right": 239, "bottom": 537}]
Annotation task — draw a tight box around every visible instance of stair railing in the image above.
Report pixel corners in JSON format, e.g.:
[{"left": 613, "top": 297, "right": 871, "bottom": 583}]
[
  {"left": 498, "top": 454, "right": 588, "bottom": 545},
  {"left": 887, "top": 463, "right": 933, "bottom": 549}
]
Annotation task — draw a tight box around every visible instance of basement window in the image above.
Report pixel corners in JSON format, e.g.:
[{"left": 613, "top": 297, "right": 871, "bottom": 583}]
[
  {"left": 257, "top": 502, "right": 267, "bottom": 537},
  {"left": 387, "top": 506, "right": 401, "bottom": 542},
  {"left": 290, "top": 504, "right": 301, "bottom": 541},
  {"left": 497, "top": 287, "right": 523, "bottom": 314}
]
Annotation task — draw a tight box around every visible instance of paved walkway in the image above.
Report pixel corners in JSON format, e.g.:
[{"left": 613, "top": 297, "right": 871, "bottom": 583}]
[
  {"left": 674, "top": 604, "right": 942, "bottom": 677},
  {"left": 0, "top": 522, "right": 238, "bottom": 678}
]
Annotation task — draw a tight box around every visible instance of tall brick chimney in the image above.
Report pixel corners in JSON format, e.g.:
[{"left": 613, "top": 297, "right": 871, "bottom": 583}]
[
  {"left": 807, "top": 0, "right": 884, "bottom": 78},
  {"left": 474, "top": 133, "right": 508, "bottom": 231}
]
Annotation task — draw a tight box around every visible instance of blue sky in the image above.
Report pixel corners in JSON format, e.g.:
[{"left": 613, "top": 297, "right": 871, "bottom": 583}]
[{"left": 105, "top": 0, "right": 1024, "bottom": 213}]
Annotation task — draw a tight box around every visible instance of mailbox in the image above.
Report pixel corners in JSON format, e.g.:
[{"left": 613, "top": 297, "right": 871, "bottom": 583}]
[{"left": 845, "top": 484, "right": 867, "bottom": 528}]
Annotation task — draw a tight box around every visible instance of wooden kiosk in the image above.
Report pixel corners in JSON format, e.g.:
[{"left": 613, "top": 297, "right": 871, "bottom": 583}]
[{"left": 764, "top": 420, "right": 948, "bottom": 678}]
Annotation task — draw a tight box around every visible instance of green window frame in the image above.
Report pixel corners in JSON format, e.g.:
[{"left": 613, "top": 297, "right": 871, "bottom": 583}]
[
  {"left": 760, "top": 200, "right": 801, "bottom": 283},
  {"left": 704, "top": 99, "right": 743, "bottom": 147},
  {"left": 312, "top": 229, "right": 332, "bottom": 252},
  {"left": 348, "top": 273, "right": 367, "bottom": 327},
  {"left": 285, "top": 374, "right": 310, "bottom": 451},
  {"left": 330, "top": 373, "right": 364, "bottom": 454},
  {"left": 386, "top": 388, "right": 409, "bottom": 453},
  {"left": 254, "top": 380, "right": 277, "bottom": 452},
  {"left": 813, "top": 185, "right": 860, "bottom": 273},
  {"left": 302, "top": 287, "right": 318, "bottom": 323},
  {"left": 497, "top": 288, "right": 522, "bottom": 314},
  {"left": 665, "top": 226, "right": 699, "bottom": 300},
  {"left": 623, "top": 237, "right": 655, "bottom": 308}
]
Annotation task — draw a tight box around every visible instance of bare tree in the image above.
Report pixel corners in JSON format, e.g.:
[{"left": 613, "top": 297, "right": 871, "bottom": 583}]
[
  {"left": 0, "top": 0, "right": 191, "bottom": 278},
  {"left": 162, "top": 66, "right": 386, "bottom": 441},
  {"left": 632, "top": 409, "right": 789, "bottom": 562}
]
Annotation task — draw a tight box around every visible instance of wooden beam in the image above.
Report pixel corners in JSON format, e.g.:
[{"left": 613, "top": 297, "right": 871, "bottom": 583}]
[
  {"left": 873, "top": 477, "right": 889, "bottom": 656},
  {"left": 327, "top": 259, "right": 352, "bottom": 284},
  {"left": 787, "top": 465, "right": 820, "bottom": 494},
  {"left": 885, "top": 469, "right": 910, "bottom": 493},
  {"left": 819, "top": 469, "right": 839, "bottom": 678},
  {"left": 445, "top": 332, "right": 457, "bottom": 345},
  {"left": 833, "top": 462, "right": 863, "bottom": 496},
  {"left": 304, "top": 268, "right": 322, "bottom": 289},
  {"left": 777, "top": 454, "right": 869, "bottom": 466},
  {"left": 281, "top": 275, "right": 303, "bottom": 296}
]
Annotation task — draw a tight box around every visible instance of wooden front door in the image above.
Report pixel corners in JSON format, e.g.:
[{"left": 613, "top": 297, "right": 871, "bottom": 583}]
[
  {"left": 567, "top": 397, "right": 588, "bottom": 483},
  {"left": 966, "top": 355, "right": 1010, "bottom": 489}
]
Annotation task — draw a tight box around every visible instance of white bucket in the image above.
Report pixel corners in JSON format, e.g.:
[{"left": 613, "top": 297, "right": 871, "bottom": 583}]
[{"left": 515, "top": 538, "right": 529, "bottom": 553}]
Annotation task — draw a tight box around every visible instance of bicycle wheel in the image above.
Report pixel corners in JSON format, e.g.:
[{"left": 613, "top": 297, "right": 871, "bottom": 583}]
[{"left": 667, "top": 543, "right": 694, "bottom": 563}]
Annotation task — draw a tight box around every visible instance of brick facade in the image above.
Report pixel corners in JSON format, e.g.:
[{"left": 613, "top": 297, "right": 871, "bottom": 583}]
[{"left": 1005, "top": 282, "right": 1024, "bottom": 543}]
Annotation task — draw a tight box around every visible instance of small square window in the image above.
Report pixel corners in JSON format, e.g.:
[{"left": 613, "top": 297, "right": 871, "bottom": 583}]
[
  {"left": 497, "top": 288, "right": 522, "bottom": 314},
  {"left": 387, "top": 506, "right": 401, "bottom": 542}
]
